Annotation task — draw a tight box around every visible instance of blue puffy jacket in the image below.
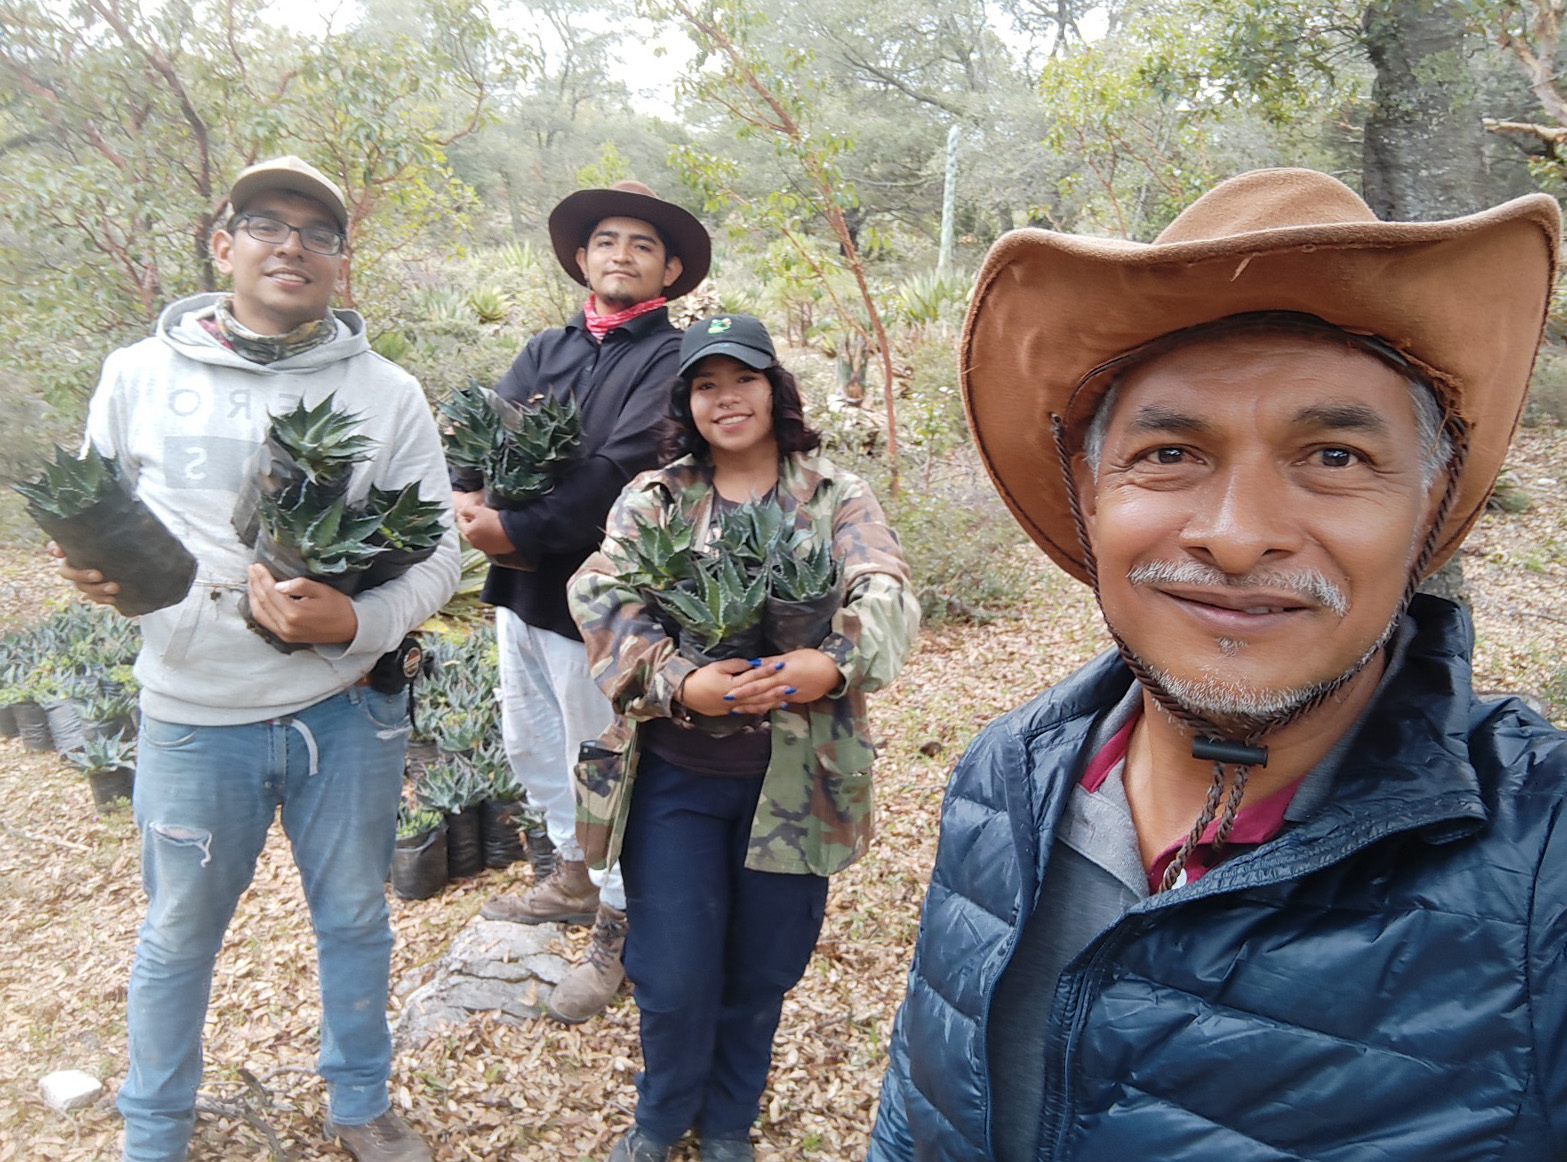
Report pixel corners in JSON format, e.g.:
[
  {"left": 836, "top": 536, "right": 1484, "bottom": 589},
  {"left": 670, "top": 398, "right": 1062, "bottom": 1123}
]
[{"left": 868, "top": 596, "right": 1567, "bottom": 1161}]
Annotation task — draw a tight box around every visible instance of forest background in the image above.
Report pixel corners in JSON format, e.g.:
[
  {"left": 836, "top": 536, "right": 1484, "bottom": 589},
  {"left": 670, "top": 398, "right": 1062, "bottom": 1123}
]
[
  {"left": 9, "top": 0, "right": 1567, "bottom": 629},
  {"left": 9, "top": 2, "right": 1567, "bottom": 1158}
]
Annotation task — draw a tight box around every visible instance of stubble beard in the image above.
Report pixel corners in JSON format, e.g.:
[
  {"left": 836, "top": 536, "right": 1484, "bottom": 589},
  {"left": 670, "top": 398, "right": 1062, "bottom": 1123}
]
[{"left": 1105, "top": 561, "right": 1403, "bottom": 739}]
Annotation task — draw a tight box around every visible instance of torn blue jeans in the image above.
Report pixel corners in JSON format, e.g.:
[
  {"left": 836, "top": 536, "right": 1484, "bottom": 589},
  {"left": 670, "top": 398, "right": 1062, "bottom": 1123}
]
[{"left": 117, "top": 687, "right": 410, "bottom": 1162}]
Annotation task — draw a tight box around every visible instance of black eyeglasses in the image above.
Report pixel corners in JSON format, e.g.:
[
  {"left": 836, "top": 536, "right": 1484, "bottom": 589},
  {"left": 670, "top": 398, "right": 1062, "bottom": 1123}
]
[{"left": 236, "top": 212, "right": 346, "bottom": 256}]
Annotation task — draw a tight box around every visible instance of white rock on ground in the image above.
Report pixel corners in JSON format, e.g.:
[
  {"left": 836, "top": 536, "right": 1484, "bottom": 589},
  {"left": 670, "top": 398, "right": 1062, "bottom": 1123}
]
[
  {"left": 40, "top": 1070, "right": 103, "bottom": 1112},
  {"left": 392, "top": 917, "right": 573, "bottom": 1048}
]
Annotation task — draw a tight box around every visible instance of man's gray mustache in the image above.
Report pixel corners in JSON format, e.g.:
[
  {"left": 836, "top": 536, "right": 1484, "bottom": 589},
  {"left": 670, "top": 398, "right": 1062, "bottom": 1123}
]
[{"left": 1125, "top": 561, "right": 1349, "bottom": 617}]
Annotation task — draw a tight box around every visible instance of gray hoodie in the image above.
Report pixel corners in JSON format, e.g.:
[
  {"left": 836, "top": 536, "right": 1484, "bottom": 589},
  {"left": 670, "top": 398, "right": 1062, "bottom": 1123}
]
[{"left": 84, "top": 293, "right": 460, "bottom": 725}]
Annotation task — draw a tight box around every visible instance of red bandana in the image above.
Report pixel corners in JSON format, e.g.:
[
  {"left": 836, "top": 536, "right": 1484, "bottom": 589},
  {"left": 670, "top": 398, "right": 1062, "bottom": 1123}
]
[{"left": 583, "top": 295, "right": 667, "bottom": 341}]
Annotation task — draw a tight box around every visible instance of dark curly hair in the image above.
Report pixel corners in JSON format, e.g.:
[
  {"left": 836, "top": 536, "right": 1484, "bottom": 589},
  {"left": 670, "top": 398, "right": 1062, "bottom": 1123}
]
[{"left": 657, "top": 361, "right": 822, "bottom": 464}]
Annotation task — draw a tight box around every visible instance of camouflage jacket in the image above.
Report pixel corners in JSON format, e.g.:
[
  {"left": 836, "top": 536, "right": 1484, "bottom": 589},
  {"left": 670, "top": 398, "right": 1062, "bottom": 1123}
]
[{"left": 568, "top": 450, "right": 920, "bottom": 876}]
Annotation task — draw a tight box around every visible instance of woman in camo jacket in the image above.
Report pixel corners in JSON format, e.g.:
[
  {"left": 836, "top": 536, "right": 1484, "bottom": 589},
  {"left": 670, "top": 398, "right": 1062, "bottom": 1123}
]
[{"left": 567, "top": 313, "right": 919, "bottom": 1162}]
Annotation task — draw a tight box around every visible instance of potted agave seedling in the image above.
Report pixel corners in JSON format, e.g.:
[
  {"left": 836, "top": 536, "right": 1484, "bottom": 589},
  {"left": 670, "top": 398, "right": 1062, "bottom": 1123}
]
[
  {"left": 391, "top": 802, "right": 449, "bottom": 901},
  {"left": 438, "top": 382, "right": 583, "bottom": 571},
  {"left": 653, "top": 553, "right": 769, "bottom": 737},
  {"left": 14, "top": 445, "right": 197, "bottom": 616},
  {"left": 765, "top": 528, "right": 844, "bottom": 652},
  {"left": 613, "top": 508, "right": 698, "bottom": 595},
  {"left": 358, "top": 483, "right": 448, "bottom": 590},
  {"left": 232, "top": 394, "right": 371, "bottom": 546},
  {"left": 417, "top": 759, "right": 492, "bottom": 880},
  {"left": 64, "top": 730, "right": 136, "bottom": 809},
  {"left": 240, "top": 397, "right": 450, "bottom": 650},
  {"left": 476, "top": 744, "right": 531, "bottom": 870}
]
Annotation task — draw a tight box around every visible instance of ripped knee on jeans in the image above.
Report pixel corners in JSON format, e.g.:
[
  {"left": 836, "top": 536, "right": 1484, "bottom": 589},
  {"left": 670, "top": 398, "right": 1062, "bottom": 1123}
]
[{"left": 148, "top": 822, "right": 214, "bottom": 867}]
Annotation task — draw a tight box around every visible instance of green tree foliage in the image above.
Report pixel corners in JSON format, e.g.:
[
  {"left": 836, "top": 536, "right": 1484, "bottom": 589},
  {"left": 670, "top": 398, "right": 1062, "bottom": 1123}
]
[{"left": 0, "top": 0, "right": 520, "bottom": 417}]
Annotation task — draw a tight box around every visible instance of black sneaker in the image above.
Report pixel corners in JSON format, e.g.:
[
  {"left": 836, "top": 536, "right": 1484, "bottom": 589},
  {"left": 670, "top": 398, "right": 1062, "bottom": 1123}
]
[{"left": 606, "top": 1127, "right": 675, "bottom": 1162}]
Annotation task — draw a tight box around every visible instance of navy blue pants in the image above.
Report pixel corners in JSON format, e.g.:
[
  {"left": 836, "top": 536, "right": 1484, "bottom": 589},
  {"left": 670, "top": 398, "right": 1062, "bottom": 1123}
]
[{"left": 619, "top": 753, "right": 829, "bottom": 1144}]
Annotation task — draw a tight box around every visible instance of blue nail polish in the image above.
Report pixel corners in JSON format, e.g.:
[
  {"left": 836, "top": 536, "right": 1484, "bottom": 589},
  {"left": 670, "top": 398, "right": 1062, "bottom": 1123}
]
[
  {"left": 784, "top": 686, "right": 797, "bottom": 695},
  {"left": 728, "top": 709, "right": 739, "bottom": 715},
  {"left": 774, "top": 661, "right": 785, "bottom": 671},
  {"left": 723, "top": 693, "right": 734, "bottom": 701},
  {"left": 748, "top": 657, "right": 763, "bottom": 667}
]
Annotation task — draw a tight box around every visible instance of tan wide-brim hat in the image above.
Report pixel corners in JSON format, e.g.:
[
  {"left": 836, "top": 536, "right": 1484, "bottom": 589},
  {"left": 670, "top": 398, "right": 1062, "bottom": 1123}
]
[
  {"left": 549, "top": 180, "right": 711, "bottom": 300},
  {"left": 962, "top": 167, "right": 1561, "bottom": 584},
  {"left": 227, "top": 155, "right": 348, "bottom": 231}
]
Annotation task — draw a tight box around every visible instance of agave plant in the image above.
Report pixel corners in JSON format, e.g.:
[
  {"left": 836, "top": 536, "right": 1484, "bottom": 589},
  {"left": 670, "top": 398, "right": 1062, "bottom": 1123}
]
[
  {"left": 396, "top": 801, "right": 446, "bottom": 840},
  {"left": 437, "top": 381, "right": 505, "bottom": 476},
  {"left": 770, "top": 531, "right": 840, "bottom": 603},
  {"left": 487, "top": 394, "right": 583, "bottom": 506},
  {"left": 62, "top": 730, "right": 136, "bottom": 776},
  {"left": 365, "top": 483, "right": 446, "bottom": 552},
  {"left": 266, "top": 395, "right": 372, "bottom": 491},
  {"left": 653, "top": 552, "right": 769, "bottom": 651},
  {"left": 13, "top": 444, "right": 122, "bottom": 519},
  {"left": 468, "top": 287, "right": 510, "bottom": 326},
  {"left": 258, "top": 491, "right": 385, "bottom": 577},
  {"left": 433, "top": 710, "right": 488, "bottom": 754},
  {"left": 613, "top": 508, "right": 698, "bottom": 593},
  {"left": 416, "top": 759, "right": 490, "bottom": 814},
  {"left": 710, "top": 500, "right": 789, "bottom": 569}
]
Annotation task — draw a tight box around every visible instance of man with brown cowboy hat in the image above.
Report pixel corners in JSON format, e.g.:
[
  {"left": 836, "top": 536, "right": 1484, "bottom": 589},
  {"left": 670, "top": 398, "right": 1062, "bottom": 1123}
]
[
  {"left": 867, "top": 168, "right": 1567, "bottom": 1160},
  {"left": 452, "top": 180, "right": 710, "bottom": 1022}
]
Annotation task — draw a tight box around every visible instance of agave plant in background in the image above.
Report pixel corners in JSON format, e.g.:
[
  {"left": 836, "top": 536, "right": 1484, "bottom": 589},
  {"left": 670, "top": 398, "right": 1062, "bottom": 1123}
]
[
  {"left": 63, "top": 730, "right": 137, "bottom": 809},
  {"left": 396, "top": 802, "right": 446, "bottom": 840},
  {"left": 416, "top": 757, "right": 492, "bottom": 878},
  {"left": 392, "top": 801, "right": 449, "bottom": 900},
  {"left": 14, "top": 445, "right": 197, "bottom": 617}
]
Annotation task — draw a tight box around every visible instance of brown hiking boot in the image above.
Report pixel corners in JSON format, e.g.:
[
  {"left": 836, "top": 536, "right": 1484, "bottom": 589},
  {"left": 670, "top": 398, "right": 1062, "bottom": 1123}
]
[
  {"left": 323, "top": 1110, "right": 431, "bottom": 1161},
  {"left": 480, "top": 858, "right": 599, "bottom": 925},
  {"left": 545, "top": 902, "right": 627, "bottom": 1023}
]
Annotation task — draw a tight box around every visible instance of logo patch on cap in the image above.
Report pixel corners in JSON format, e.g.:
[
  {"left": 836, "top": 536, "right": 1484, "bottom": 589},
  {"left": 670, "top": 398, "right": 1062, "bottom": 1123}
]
[{"left": 708, "top": 317, "right": 733, "bottom": 333}]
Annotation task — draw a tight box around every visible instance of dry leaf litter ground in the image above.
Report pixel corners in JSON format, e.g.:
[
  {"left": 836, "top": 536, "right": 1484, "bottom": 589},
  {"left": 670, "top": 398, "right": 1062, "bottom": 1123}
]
[{"left": 2, "top": 427, "right": 1565, "bottom": 1161}]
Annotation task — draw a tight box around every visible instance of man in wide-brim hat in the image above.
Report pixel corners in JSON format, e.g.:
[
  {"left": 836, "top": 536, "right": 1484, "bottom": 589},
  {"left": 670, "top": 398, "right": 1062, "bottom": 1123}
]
[
  {"left": 868, "top": 168, "right": 1567, "bottom": 1160},
  {"left": 452, "top": 180, "right": 710, "bottom": 1023}
]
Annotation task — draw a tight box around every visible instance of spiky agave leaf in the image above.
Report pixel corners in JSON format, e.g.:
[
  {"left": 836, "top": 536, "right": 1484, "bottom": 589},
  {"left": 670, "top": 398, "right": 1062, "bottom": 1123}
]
[
  {"left": 613, "top": 508, "right": 699, "bottom": 592},
  {"left": 13, "top": 444, "right": 122, "bottom": 519},
  {"left": 710, "top": 499, "right": 789, "bottom": 569},
  {"left": 769, "top": 530, "right": 840, "bottom": 603},
  {"left": 396, "top": 802, "right": 446, "bottom": 839},
  {"left": 365, "top": 484, "right": 446, "bottom": 551},
  {"left": 652, "top": 552, "right": 768, "bottom": 649},
  {"left": 260, "top": 491, "right": 385, "bottom": 576},
  {"left": 268, "top": 394, "right": 373, "bottom": 486},
  {"left": 62, "top": 728, "right": 136, "bottom": 775},
  {"left": 438, "top": 381, "right": 507, "bottom": 474}
]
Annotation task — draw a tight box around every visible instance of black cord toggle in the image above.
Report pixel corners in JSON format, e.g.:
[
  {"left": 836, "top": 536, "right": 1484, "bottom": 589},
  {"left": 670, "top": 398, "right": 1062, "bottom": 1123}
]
[{"left": 1192, "top": 737, "right": 1268, "bottom": 767}]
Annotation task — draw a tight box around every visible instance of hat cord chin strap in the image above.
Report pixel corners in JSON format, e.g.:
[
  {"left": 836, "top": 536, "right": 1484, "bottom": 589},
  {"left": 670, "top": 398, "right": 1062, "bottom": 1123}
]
[{"left": 1052, "top": 410, "right": 1471, "bottom": 891}]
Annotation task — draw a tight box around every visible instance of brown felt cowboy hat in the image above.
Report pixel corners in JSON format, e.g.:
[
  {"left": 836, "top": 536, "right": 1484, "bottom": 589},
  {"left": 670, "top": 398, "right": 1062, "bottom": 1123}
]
[
  {"left": 548, "top": 180, "right": 711, "bottom": 300},
  {"left": 961, "top": 167, "right": 1562, "bottom": 585}
]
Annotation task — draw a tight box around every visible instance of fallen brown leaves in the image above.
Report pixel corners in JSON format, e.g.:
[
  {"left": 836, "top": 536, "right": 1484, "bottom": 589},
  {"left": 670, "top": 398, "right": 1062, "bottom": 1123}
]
[{"left": 1, "top": 426, "right": 1564, "bottom": 1160}]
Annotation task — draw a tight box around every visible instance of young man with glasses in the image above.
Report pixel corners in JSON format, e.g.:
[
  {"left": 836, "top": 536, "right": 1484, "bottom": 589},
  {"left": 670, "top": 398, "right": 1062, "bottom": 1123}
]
[{"left": 55, "top": 156, "right": 459, "bottom": 1162}]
